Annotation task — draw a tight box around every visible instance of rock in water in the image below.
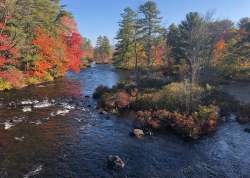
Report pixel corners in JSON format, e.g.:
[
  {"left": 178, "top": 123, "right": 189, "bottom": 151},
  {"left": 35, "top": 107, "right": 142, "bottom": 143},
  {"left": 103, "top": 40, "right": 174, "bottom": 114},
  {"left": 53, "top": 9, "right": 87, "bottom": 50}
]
[
  {"left": 107, "top": 155, "right": 125, "bottom": 170},
  {"left": 133, "top": 129, "right": 144, "bottom": 138},
  {"left": 244, "top": 128, "right": 250, "bottom": 133},
  {"left": 99, "top": 110, "right": 108, "bottom": 115},
  {"left": 237, "top": 116, "right": 250, "bottom": 124}
]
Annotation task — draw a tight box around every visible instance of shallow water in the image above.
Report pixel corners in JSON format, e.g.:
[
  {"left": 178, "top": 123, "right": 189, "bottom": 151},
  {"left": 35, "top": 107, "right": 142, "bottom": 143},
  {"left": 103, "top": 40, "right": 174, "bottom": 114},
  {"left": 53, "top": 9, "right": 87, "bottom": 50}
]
[
  {"left": 0, "top": 64, "right": 249, "bottom": 178},
  {"left": 220, "top": 82, "right": 250, "bottom": 104}
]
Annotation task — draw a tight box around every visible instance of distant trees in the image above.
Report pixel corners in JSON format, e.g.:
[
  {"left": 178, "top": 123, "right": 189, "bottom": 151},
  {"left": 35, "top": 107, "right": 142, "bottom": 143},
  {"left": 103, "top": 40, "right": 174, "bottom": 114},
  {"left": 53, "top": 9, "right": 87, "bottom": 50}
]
[
  {"left": 81, "top": 37, "right": 94, "bottom": 65},
  {"left": 94, "top": 35, "right": 112, "bottom": 63},
  {"left": 216, "top": 17, "right": 250, "bottom": 80}
]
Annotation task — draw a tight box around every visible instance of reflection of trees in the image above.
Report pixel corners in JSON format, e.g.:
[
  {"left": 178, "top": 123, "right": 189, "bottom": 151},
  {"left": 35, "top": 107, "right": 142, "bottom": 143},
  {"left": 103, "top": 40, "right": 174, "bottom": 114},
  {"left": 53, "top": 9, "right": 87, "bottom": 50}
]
[{"left": 0, "top": 78, "right": 82, "bottom": 104}]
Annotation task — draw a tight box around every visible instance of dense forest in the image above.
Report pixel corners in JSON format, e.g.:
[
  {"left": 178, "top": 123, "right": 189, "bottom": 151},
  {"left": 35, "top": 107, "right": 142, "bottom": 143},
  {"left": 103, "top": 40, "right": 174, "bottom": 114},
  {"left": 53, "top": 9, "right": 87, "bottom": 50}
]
[
  {"left": 113, "top": 1, "right": 250, "bottom": 82},
  {"left": 0, "top": 0, "right": 94, "bottom": 91}
]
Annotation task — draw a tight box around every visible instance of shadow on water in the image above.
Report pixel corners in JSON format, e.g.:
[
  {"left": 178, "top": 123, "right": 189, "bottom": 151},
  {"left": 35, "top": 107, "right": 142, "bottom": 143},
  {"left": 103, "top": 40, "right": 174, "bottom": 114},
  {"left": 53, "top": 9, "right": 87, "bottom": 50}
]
[{"left": 0, "top": 64, "right": 249, "bottom": 178}]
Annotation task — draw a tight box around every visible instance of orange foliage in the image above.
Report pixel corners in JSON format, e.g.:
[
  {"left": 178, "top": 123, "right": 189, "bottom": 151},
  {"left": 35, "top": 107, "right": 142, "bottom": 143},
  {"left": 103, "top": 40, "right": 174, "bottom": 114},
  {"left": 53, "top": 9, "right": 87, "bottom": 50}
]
[
  {"left": 32, "top": 25, "right": 84, "bottom": 78},
  {"left": 213, "top": 39, "right": 226, "bottom": 65},
  {"left": 0, "top": 69, "right": 25, "bottom": 88},
  {"left": 32, "top": 28, "right": 68, "bottom": 78},
  {"left": 61, "top": 16, "right": 79, "bottom": 36},
  {"left": 66, "top": 32, "right": 84, "bottom": 72},
  {"left": 154, "top": 45, "right": 165, "bottom": 65}
]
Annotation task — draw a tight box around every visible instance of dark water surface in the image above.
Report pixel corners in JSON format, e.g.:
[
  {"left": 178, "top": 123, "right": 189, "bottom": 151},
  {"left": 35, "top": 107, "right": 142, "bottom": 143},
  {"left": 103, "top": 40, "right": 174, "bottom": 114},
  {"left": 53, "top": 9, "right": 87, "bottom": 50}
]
[{"left": 0, "top": 64, "right": 249, "bottom": 178}]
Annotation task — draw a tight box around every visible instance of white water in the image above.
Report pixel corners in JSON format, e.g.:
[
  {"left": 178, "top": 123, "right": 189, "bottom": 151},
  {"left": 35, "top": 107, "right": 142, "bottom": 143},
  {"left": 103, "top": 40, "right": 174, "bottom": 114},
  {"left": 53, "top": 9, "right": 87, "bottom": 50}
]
[{"left": 23, "top": 165, "right": 43, "bottom": 178}]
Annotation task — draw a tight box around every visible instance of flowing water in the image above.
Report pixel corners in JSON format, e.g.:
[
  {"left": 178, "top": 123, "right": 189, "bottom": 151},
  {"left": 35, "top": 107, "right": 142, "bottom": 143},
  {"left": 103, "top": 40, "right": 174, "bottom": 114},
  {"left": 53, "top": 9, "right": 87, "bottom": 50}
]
[{"left": 0, "top": 64, "right": 249, "bottom": 178}]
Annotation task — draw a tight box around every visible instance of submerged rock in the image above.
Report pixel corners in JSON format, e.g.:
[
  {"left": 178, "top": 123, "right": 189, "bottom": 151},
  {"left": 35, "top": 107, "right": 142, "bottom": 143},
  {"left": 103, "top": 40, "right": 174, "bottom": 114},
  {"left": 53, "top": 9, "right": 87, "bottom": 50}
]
[
  {"left": 244, "top": 128, "right": 250, "bottom": 133},
  {"left": 132, "top": 129, "right": 144, "bottom": 138},
  {"left": 237, "top": 116, "right": 250, "bottom": 124},
  {"left": 107, "top": 155, "right": 125, "bottom": 170},
  {"left": 99, "top": 110, "right": 108, "bottom": 115}
]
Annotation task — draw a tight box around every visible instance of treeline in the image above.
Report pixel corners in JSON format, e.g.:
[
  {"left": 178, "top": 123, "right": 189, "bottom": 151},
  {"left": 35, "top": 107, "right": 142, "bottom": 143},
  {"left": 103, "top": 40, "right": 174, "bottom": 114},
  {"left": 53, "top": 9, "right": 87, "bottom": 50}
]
[
  {"left": 94, "top": 35, "right": 112, "bottom": 64},
  {"left": 0, "top": 0, "right": 93, "bottom": 91},
  {"left": 114, "top": 1, "right": 250, "bottom": 81}
]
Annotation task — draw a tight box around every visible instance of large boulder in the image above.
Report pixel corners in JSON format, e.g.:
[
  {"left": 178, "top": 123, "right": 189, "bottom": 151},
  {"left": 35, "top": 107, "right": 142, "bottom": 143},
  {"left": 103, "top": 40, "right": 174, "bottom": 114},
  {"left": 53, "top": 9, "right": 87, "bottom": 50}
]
[
  {"left": 107, "top": 155, "right": 125, "bottom": 170},
  {"left": 237, "top": 116, "right": 250, "bottom": 124},
  {"left": 132, "top": 129, "right": 144, "bottom": 138},
  {"left": 244, "top": 128, "right": 250, "bottom": 133}
]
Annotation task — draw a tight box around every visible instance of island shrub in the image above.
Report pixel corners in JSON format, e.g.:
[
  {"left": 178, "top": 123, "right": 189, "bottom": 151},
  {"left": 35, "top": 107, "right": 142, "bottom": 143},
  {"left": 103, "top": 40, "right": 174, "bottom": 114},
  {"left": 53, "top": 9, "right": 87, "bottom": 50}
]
[
  {"left": 132, "top": 82, "right": 205, "bottom": 113},
  {"left": 93, "top": 85, "right": 110, "bottom": 99}
]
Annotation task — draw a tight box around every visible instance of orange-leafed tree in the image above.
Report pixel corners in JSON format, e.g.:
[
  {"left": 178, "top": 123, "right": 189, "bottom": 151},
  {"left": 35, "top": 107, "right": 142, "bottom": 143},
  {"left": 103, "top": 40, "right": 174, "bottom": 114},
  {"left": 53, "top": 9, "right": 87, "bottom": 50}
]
[
  {"left": 61, "top": 16, "right": 84, "bottom": 71},
  {"left": 32, "top": 21, "right": 84, "bottom": 79},
  {"left": 213, "top": 39, "right": 226, "bottom": 65},
  {"left": 32, "top": 28, "right": 68, "bottom": 79},
  {"left": 153, "top": 43, "right": 165, "bottom": 65},
  {"left": 65, "top": 32, "right": 84, "bottom": 72}
]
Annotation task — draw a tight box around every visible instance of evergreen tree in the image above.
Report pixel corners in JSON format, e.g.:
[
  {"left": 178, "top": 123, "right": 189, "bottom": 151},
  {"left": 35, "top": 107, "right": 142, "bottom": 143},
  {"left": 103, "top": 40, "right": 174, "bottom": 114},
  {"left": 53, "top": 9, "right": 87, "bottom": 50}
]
[
  {"left": 114, "top": 7, "right": 138, "bottom": 68},
  {"left": 102, "top": 36, "right": 112, "bottom": 61},
  {"left": 94, "top": 35, "right": 103, "bottom": 60},
  {"left": 137, "top": 1, "right": 163, "bottom": 66},
  {"left": 167, "top": 23, "right": 183, "bottom": 63}
]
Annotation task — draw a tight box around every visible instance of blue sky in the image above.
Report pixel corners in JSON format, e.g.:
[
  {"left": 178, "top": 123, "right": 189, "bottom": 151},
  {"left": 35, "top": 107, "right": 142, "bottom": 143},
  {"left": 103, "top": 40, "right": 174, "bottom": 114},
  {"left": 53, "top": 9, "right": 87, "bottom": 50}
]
[{"left": 61, "top": 0, "right": 250, "bottom": 45}]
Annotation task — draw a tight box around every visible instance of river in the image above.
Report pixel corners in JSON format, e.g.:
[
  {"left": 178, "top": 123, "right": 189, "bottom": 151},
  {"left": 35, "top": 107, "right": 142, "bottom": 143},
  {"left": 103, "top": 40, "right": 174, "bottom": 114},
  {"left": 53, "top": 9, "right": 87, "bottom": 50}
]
[{"left": 0, "top": 64, "right": 249, "bottom": 178}]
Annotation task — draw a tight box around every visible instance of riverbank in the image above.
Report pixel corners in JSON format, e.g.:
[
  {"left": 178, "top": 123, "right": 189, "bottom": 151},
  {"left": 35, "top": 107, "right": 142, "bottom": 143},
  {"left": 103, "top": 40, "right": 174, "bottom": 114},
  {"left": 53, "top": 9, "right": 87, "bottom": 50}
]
[{"left": 0, "top": 63, "right": 94, "bottom": 92}]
